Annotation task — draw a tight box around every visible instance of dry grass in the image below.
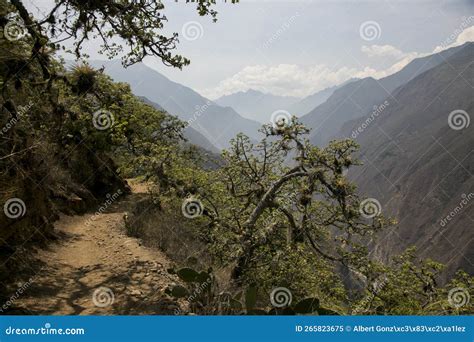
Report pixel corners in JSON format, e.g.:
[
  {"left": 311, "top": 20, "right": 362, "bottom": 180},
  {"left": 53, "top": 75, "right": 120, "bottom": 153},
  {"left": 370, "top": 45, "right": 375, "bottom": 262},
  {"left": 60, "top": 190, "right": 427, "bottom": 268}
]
[{"left": 125, "top": 196, "right": 212, "bottom": 270}]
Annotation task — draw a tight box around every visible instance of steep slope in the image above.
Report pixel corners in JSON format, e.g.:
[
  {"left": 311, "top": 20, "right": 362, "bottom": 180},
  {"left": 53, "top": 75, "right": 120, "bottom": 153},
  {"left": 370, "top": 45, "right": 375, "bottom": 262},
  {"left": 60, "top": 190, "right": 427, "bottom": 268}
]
[
  {"left": 288, "top": 78, "right": 359, "bottom": 117},
  {"left": 91, "top": 61, "right": 261, "bottom": 150},
  {"left": 139, "top": 96, "right": 220, "bottom": 154},
  {"left": 300, "top": 77, "right": 391, "bottom": 146},
  {"left": 379, "top": 44, "right": 467, "bottom": 92},
  {"left": 215, "top": 89, "right": 299, "bottom": 123},
  {"left": 300, "top": 44, "right": 468, "bottom": 147},
  {"left": 214, "top": 80, "right": 359, "bottom": 123},
  {"left": 347, "top": 43, "right": 474, "bottom": 279}
]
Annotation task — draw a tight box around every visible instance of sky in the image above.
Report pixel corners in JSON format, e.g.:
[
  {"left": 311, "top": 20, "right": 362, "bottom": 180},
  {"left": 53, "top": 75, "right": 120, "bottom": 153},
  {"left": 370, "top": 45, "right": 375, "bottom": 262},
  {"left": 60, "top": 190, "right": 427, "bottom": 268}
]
[{"left": 26, "top": 0, "right": 474, "bottom": 99}]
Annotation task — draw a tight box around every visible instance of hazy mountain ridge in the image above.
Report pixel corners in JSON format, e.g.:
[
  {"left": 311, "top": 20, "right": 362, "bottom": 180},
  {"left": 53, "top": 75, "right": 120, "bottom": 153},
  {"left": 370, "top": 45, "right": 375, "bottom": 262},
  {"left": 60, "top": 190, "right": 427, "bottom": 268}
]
[
  {"left": 299, "top": 44, "right": 469, "bottom": 147},
  {"left": 288, "top": 78, "right": 360, "bottom": 117},
  {"left": 139, "top": 96, "right": 220, "bottom": 154},
  {"left": 214, "top": 79, "right": 359, "bottom": 123},
  {"left": 90, "top": 60, "right": 262, "bottom": 150},
  {"left": 215, "top": 89, "right": 300, "bottom": 123},
  {"left": 300, "top": 76, "right": 391, "bottom": 146}
]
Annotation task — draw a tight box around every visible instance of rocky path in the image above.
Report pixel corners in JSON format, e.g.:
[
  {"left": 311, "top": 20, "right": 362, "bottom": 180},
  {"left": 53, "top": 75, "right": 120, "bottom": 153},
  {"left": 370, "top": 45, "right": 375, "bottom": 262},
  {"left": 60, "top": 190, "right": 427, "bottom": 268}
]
[{"left": 12, "top": 180, "right": 181, "bottom": 315}]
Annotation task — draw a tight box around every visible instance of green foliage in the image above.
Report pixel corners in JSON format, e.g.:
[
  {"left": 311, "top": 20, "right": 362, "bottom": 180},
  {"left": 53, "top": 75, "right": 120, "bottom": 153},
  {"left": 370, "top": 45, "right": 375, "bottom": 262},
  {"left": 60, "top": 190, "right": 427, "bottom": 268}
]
[
  {"left": 245, "top": 284, "right": 257, "bottom": 311},
  {"left": 293, "top": 298, "right": 320, "bottom": 314},
  {"left": 352, "top": 248, "right": 474, "bottom": 315},
  {"left": 166, "top": 266, "right": 329, "bottom": 315},
  {"left": 145, "top": 119, "right": 472, "bottom": 316},
  {"left": 3, "top": 0, "right": 238, "bottom": 69}
]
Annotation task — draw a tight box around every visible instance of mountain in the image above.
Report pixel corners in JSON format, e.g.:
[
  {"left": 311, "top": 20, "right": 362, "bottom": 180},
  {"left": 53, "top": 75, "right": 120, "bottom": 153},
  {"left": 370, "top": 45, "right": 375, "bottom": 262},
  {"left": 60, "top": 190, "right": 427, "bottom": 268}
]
[
  {"left": 214, "top": 79, "right": 358, "bottom": 123},
  {"left": 300, "top": 44, "right": 468, "bottom": 147},
  {"left": 215, "top": 89, "right": 300, "bottom": 123},
  {"left": 288, "top": 78, "right": 359, "bottom": 117},
  {"left": 139, "top": 96, "right": 219, "bottom": 154},
  {"left": 345, "top": 43, "right": 474, "bottom": 280},
  {"left": 90, "top": 60, "right": 261, "bottom": 150},
  {"left": 300, "top": 77, "right": 391, "bottom": 146}
]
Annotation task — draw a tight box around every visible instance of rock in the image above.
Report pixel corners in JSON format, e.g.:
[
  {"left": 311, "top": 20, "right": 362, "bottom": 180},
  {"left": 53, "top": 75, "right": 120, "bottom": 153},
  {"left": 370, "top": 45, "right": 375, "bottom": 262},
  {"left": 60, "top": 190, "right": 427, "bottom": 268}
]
[{"left": 130, "top": 289, "right": 142, "bottom": 296}]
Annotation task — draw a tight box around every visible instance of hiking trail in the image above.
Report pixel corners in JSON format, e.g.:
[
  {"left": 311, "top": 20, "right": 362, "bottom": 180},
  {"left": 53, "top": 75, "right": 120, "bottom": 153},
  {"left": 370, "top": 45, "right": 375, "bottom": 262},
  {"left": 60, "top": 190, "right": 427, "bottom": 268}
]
[{"left": 13, "top": 180, "right": 181, "bottom": 315}]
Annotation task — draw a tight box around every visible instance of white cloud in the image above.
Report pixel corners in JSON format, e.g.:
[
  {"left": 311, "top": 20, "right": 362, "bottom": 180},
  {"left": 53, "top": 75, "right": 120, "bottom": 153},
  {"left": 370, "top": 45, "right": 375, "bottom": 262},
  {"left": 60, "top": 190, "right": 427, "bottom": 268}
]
[
  {"left": 433, "top": 23, "right": 474, "bottom": 53},
  {"left": 200, "top": 64, "right": 361, "bottom": 99},
  {"left": 200, "top": 45, "right": 432, "bottom": 99},
  {"left": 361, "top": 43, "right": 432, "bottom": 74},
  {"left": 200, "top": 58, "right": 423, "bottom": 99},
  {"left": 361, "top": 44, "right": 406, "bottom": 59},
  {"left": 202, "top": 24, "right": 474, "bottom": 100}
]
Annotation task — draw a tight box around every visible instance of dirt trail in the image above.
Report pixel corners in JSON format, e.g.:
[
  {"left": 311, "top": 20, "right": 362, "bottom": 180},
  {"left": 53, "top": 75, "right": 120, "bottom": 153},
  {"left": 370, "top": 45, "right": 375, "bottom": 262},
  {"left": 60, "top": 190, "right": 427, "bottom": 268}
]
[{"left": 13, "top": 180, "right": 181, "bottom": 315}]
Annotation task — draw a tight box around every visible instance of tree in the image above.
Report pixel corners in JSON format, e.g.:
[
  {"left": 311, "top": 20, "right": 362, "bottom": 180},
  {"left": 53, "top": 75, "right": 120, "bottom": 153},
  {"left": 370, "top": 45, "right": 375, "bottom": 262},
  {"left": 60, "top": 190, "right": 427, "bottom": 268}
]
[
  {"left": 206, "top": 119, "right": 388, "bottom": 281},
  {"left": 144, "top": 118, "right": 473, "bottom": 313},
  {"left": 136, "top": 117, "right": 388, "bottom": 303},
  {"left": 6, "top": 0, "right": 237, "bottom": 70},
  {"left": 1, "top": 0, "right": 238, "bottom": 125}
]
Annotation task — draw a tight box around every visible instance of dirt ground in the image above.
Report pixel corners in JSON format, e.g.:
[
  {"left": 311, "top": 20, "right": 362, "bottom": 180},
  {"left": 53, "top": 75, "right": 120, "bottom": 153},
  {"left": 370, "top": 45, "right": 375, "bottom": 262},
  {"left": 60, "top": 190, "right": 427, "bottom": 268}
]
[{"left": 10, "top": 180, "right": 182, "bottom": 315}]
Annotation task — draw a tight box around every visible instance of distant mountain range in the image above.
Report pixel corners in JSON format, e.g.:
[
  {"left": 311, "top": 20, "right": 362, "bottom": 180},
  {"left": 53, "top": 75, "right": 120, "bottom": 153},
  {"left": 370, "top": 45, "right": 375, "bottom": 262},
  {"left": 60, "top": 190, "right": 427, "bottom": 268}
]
[
  {"left": 300, "top": 44, "right": 467, "bottom": 147},
  {"left": 215, "top": 89, "right": 299, "bottom": 123},
  {"left": 90, "top": 60, "right": 261, "bottom": 151},
  {"left": 289, "top": 79, "right": 358, "bottom": 117},
  {"left": 214, "top": 79, "right": 358, "bottom": 123}
]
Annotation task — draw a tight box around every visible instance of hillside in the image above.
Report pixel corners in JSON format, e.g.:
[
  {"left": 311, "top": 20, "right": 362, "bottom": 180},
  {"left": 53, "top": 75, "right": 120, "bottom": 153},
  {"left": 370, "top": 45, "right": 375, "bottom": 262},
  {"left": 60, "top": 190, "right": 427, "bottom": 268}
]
[
  {"left": 288, "top": 78, "right": 359, "bottom": 117},
  {"left": 139, "top": 96, "right": 220, "bottom": 154},
  {"left": 90, "top": 61, "right": 261, "bottom": 150},
  {"left": 300, "top": 77, "right": 390, "bottom": 146},
  {"left": 215, "top": 80, "right": 358, "bottom": 124},
  {"left": 344, "top": 43, "right": 474, "bottom": 279},
  {"left": 300, "top": 44, "right": 468, "bottom": 147}
]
